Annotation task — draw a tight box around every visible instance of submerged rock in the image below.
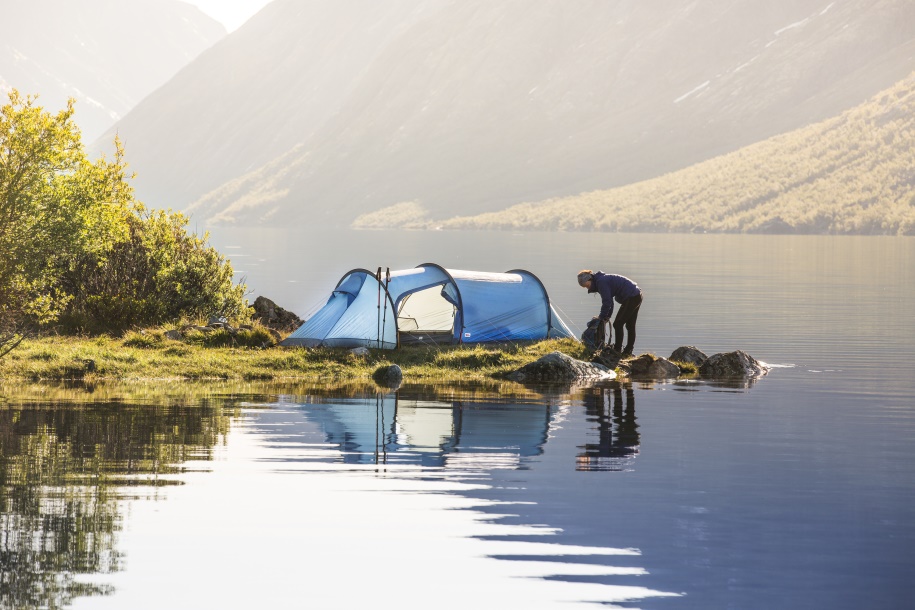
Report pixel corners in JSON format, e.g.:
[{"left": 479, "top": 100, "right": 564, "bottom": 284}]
[
  {"left": 699, "top": 350, "right": 768, "bottom": 378},
  {"left": 628, "top": 354, "right": 680, "bottom": 379},
  {"left": 507, "top": 351, "right": 615, "bottom": 383},
  {"left": 669, "top": 346, "right": 708, "bottom": 366}
]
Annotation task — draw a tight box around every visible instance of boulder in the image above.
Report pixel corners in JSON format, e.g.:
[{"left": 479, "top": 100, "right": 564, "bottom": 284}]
[
  {"left": 164, "top": 329, "right": 182, "bottom": 341},
  {"left": 699, "top": 350, "right": 769, "bottom": 378},
  {"left": 628, "top": 354, "right": 680, "bottom": 379},
  {"left": 670, "top": 346, "right": 708, "bottom": 366},
  {"left": 253, "top": 296, "right": 304, "bottom": 332},
  {"left": 507, "top": 351, "right": 615, "bottom": 383}
]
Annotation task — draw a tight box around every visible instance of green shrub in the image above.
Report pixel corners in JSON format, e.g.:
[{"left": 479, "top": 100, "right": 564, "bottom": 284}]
[{"left": 60, "top": 210, "right": 249, "bottom": 335}]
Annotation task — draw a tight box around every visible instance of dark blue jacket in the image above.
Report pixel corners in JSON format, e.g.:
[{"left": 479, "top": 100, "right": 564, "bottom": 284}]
[{"left": 589, "top": 272, "right": 640, "bottom": 320}]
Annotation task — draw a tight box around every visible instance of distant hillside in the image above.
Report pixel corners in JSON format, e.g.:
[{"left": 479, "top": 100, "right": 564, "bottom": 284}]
[
  {"left": 0, "top": 0, "right": 225, "bottom": 143},
  {"left": 100, "top": 0, "right": 915, "bottom": 228},
  {"left": 96, "top": 0, "right": 450, "bottom": 212},
  {"left": 427, "top": 73, "right": 915, "bottom": 236}
]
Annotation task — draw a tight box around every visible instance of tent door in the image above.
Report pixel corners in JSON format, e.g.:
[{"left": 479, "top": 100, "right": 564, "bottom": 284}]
[{"left": 397, "top": 284, "right": 456, "bottom": 346}]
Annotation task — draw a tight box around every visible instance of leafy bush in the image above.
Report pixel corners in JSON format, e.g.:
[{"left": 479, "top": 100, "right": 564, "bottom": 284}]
[
  {"left": 0, "top": 90, "right": 249, "bottom": 347},
  {"left": 59, "top": 209, "right": 249, "bottom": 335}
]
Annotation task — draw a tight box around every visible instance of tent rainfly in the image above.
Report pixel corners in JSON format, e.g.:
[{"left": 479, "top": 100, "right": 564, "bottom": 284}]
[{"left": 281, "top": 263, "right": 575, "bottom": 349}]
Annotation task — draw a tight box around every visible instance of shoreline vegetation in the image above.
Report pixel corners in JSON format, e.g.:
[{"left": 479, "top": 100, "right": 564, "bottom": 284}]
[{"left": 0, "top": 332, "right": 614, "bottom": 384}]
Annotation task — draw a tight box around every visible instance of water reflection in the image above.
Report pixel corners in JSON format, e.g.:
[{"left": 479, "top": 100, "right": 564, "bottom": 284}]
[
  {"left": 0, "top": 382, "right": 683, "bottom": 609},
  {"left": 0, "top": 399, "right": 234, "bottom": 610},
  {"left": 576, "top": 385, "right": 640, "bottom": 472},
  {"left": 262, "top": 391, "right": 559, "bottom": 470}
]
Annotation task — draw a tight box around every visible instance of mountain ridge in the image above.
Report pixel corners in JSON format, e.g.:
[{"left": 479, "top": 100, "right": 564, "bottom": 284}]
[
  {"left": 419, "top": 72, "right": 915, "bottom": 235},
  {"left": 96, "top": 0, "right": 915, "bottom": 229}
]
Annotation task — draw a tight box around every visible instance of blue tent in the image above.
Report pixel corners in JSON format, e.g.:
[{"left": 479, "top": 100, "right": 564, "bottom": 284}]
[{"left": 281, "top": 263, "right": 574, "bottom": 349}]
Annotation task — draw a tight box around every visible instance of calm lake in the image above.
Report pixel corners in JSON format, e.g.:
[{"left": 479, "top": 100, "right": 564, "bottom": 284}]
[{"left": 2, "top": 230, "right": 914, "bottom": 609}]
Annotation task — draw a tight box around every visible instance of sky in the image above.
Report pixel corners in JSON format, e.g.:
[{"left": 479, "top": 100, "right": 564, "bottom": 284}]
[{"left": 183, "top": 0, "right": 272, "bottom": 31}]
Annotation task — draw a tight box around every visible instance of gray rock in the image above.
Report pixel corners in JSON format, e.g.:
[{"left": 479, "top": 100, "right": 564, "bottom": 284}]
[
  {"left": 373, "top": 364, "right": 403, "bottom": 388},
  {"left": 164, "top": 329, "right": 182, "bottom": 341},
  {"left": 699, "top": 350, "right": 769, "bottom": 378},
  {"left": 628, "top": 354, "right": 680, "bottom": 379},
  {"left": 253, "top": 296, "right": 304, "bottom": 332},
  {"left": 351, "top": 347, "right": 370, "bottom": 356},
  {"left": 591, "top": 346, "right": 622, "bottom": 369},
  {"left": 670, "top": 346, "right": 708, "bottom": 366},
  {"left": 507, "top": 351, "right": 615, "bottom": 383}
]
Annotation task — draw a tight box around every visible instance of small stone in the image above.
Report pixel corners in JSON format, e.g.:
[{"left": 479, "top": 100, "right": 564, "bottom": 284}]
[
  {"left": 164, "top": 330, "right": 182, "bottom": 341},
  {"left": 373, "top": 364, "right": 403, "bottom": 388},
  {"left": 628, "top": 354, "right": 680, "bottom": 379}
]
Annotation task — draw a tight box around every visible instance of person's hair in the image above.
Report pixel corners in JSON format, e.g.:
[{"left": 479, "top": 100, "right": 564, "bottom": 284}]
[{"left": 577, "top": 270, "right": 593, "bottom": 287}]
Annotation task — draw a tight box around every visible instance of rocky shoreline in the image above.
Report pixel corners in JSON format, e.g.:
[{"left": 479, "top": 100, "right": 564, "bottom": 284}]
[{"left": 506, "top": 345, "right": 769, "bottom": 384}]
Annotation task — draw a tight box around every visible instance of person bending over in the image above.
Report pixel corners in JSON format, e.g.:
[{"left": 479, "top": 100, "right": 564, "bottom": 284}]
[{"left": 577, "top": 270, "right": 643, "bottom": 356}]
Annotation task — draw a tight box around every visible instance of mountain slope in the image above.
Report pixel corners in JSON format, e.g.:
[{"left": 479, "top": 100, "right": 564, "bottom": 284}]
[
  {"left": 104, "top": 0, "right": 915, "bottom": 227},
  {"left": 97, "top": 0, "right": 450, "bottom": 211},
  {"left": 0, "top": 0, "right": 225, "bottom": 143},
  {"left": 432, "top": 73, "right": 915, "bottom": 235}
]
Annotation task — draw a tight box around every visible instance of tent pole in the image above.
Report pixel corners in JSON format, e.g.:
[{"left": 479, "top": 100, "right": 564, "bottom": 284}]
[
  {"left": 381, "top": 267, "right": 391, "bottom": 349},
  {"left": 375, "top": 267, "right": 382, "bottom": 349}
]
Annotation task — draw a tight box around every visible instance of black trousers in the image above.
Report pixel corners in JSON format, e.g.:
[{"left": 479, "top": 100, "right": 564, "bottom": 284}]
[{"left": 612, "top": 292, "right": 643, "bottom": 353}]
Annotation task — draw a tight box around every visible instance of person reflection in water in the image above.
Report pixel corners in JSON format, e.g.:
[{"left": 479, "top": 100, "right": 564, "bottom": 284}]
[{"left": 576, "top": 384, "right": 640, "bottom": 471}]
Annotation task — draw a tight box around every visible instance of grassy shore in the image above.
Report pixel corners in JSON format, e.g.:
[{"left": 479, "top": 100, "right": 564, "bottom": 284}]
[{"left": 0, "top": 329, "right": 593, "bottom": 384}]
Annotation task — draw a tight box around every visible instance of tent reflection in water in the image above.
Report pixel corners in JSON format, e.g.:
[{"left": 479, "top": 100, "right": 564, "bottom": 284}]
[
  {"left": 282, "top": 393, "right": 560, "bottom": 468},
  {"left": 281, "top": 263, "right": 575, "bottom": 349}
]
